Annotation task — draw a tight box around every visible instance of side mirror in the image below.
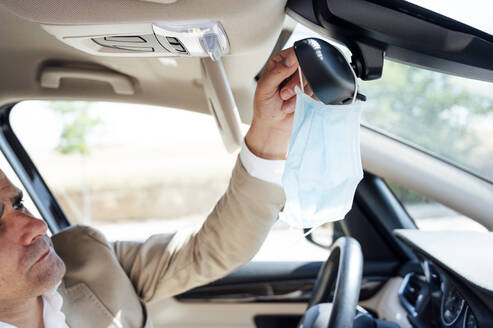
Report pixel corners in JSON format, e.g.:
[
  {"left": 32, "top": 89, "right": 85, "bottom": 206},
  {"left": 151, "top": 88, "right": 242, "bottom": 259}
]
[{"left": 303, "top": 222, "right": 345, "bottom": 249}]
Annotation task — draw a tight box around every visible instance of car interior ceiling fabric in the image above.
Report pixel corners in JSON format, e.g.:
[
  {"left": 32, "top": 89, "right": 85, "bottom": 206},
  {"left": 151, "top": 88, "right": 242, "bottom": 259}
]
[{"left": 281, "top": 67, "right": 363, "bottom": 229}]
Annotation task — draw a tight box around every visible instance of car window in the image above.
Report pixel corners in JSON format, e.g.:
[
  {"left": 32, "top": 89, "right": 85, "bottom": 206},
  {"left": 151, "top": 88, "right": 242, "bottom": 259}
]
[
  {"left": 386, "top": 179, "right": 487, "bottom": 232},
  {"left": 0, "top": 150, "right": 43, "bottom": 231},
  {"left": 286, "top": 23, "right": 493, "bottom": 183},
  {"left": 10, "top": 100, "right": 330, "bottom": 261}
]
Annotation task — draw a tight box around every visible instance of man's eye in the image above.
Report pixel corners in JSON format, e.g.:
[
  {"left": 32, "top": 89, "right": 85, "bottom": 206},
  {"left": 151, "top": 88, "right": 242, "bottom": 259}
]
[{"left": 13, "top": 201, "right": 24, "bottom": 210}]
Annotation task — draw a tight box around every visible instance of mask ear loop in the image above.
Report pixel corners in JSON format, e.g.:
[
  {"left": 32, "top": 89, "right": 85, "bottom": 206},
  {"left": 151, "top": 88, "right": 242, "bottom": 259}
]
[
  {"left": 296, "top": 67, "right": 305, "bottom": 114},
  {"left": 303, "top": 226, "right": 317, "bottom": 237},
  {"left": 349, "top": 63, "right": 358, "bottom": 104},
  {"left": 298, "top": 67, "right": 304, "bottom": 94},
  {"left": 284, "top": 223, "right": 321, "bottom": 252}
]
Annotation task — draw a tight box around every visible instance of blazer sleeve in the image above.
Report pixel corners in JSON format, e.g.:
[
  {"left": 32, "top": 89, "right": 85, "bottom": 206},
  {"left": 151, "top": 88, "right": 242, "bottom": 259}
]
[{"left": 112, "top": 156, "right": 286, "bottom": 303}]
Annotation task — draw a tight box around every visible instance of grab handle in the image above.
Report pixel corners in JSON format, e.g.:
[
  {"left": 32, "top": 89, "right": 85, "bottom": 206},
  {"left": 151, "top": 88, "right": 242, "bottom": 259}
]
[{"left": 41, "top": 67, "right": 135, "bottom": 95}]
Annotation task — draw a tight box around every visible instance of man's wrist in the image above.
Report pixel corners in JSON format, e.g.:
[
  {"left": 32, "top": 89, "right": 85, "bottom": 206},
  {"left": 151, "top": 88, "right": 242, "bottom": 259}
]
[
  {"left": 245, "top": 121, "right": 290, "bottom": 160},
  {"left": 240, "top": 140, "right": 285, "bottom": 186}
]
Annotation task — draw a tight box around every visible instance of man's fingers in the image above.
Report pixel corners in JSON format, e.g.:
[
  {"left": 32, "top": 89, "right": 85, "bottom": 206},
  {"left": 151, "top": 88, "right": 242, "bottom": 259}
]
[
  {"left": 281, "top": 83, "right": 317, "bottom": 114},
  {"left": 281, "top": 96, "right": 297, "bottom": 114},
  {"left": 259, "top": 48, "right": 299, "bottom": 93},
  {"left": 265, "top": 48, "right": 296, "bottom": 73},
  {"left": 279, "top": 72, "right": 299, "bottom": 100},
  {"left": 280, "top": 72, "right": 313, "bottom": 101},
  {"left": 280, "top": 71, "right": 308, "bottom": 101}
]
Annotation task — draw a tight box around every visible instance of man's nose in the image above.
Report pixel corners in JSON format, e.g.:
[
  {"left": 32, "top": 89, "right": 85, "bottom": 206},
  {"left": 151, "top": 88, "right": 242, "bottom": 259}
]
[
  {"left": 20, "top": 215, "right": 47, "bottom": 245},
  {"left": 9, "top": 211, "right": 48, "bottom": 246}
]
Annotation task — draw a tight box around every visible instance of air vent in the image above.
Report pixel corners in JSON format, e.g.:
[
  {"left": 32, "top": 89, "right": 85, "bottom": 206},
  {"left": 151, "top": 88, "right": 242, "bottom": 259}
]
[
  {"left": 398, "top": 273, "right": 427, "bottom": 316},
  {"left": 403, "top": 276, "right": 421, "bottom": 305}
]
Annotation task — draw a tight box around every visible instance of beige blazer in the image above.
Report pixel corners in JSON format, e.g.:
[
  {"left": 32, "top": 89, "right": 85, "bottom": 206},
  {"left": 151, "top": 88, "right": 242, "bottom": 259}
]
[{"left": 51, "top": 158, "right": 285, "bottom": 328}]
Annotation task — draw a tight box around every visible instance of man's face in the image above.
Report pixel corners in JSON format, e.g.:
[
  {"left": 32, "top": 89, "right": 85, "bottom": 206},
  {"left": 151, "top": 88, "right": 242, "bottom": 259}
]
[{"left": 0, "top": 171, "right": 65, "bottom": 304}]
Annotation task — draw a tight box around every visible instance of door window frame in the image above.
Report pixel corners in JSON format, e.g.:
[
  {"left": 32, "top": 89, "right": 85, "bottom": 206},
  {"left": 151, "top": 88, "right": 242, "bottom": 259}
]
[{"left": 0, "top": 103, "right": 70, "bottom": 232}]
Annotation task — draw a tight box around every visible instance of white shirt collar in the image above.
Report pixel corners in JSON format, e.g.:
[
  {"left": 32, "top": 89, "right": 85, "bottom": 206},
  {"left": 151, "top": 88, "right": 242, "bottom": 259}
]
[{"left": 0, "top": 282, "right": 69, "bottom": 328}]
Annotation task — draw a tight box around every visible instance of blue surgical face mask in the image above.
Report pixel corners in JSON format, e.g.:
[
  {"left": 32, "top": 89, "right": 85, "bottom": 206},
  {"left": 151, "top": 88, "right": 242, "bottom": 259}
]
[{"left": 281, "top": 70, "right": 363, "bottom": 229}]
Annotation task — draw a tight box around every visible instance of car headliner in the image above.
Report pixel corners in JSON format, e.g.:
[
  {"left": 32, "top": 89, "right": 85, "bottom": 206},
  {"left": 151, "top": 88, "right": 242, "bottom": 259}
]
[{"left": 0, "top": 0, "right": 287, "bottom": 122}]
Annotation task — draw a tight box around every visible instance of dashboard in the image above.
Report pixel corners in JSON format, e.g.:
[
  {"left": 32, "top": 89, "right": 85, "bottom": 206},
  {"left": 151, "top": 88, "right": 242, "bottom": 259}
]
[
  {"left": 399, "top": 261, "right": 481, "bottom": 327},
  {"left": 393, "top": 229, "right": 493, "bottom": 328}
]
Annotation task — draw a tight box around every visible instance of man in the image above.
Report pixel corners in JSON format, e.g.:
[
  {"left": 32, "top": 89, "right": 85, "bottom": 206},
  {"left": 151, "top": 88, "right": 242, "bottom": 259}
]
[{"left": 0, "top": 47, "right": 312, "bottom": 328}]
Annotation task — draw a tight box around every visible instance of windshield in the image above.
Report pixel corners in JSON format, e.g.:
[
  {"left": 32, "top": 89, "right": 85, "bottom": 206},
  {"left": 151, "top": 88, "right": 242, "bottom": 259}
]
[
  {"left": 405, "top": 0, "right": 493, "bottom": 35},
  {"left": 360, "top": 62, "right": 493, "bottom": 182},
  {"left": 285, "top": 23, "right": 493, "bottom": 183}
]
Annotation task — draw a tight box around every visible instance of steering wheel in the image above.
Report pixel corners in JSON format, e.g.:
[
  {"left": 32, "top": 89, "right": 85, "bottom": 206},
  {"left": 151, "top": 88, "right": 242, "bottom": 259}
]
[{"left": 300, "top": 237, "right": 363, "bottom": 328}]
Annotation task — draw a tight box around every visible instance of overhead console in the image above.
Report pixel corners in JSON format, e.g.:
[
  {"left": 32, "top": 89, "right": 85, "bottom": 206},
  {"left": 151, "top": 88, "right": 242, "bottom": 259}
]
[{"left": 42, "top": 21, "right": 229, "bottom": 60}]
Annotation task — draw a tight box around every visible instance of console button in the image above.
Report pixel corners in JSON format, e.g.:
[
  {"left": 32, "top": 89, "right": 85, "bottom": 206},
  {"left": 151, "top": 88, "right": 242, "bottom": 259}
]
[
  {"left": 172, "top": 43, "right": 187, "bottom": 52},
  {"left": 104, "top": 36, "right": 146, "bottom": 43},
  {"left": 166, "top": 36, "right": 180, "bottom": 44}
]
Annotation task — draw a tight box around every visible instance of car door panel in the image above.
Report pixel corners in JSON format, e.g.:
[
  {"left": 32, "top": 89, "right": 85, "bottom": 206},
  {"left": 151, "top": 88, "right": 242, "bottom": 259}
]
[
  {"left": 175, "top": 261, "right": 399, "bottom": 303},
  {"left": 149, "top": 260, "right": 400, "bottom": 327},
  {"left": 148, "top": 297, "right": 306, "bottom": 328}
]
